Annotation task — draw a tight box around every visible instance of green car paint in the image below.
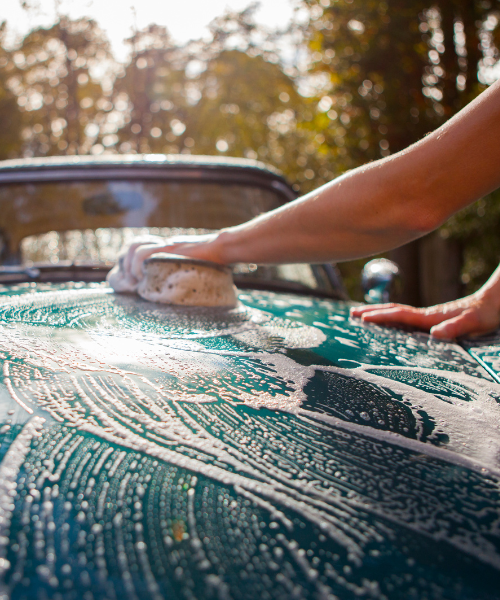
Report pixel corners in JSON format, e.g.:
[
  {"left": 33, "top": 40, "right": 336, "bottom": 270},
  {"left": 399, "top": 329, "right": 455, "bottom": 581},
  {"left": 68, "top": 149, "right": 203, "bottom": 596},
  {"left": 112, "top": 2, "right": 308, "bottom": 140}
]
[
  {"left": 0, "top": 282, "right": 498, "bottom": 600},
  {"left": 463, "top": 332, "right": 500, "bottom": 384}
]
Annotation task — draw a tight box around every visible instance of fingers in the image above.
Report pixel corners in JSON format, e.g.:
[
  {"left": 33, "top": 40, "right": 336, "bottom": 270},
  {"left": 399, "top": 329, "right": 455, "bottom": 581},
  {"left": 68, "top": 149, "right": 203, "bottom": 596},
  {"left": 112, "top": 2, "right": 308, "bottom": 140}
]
[
  {"left": 351, "top": 299, "right": 498, "bottom": 339},
  {"left": 350, "top": 299, "right": 475, "bottom": 332},
  {"left": 130, "top": 243, "right": 167, "bottom": 280},
  {"left": 354, "top": 305, "right": 446, "bottom": 330},
  {"left": 106, "top": 263, "right": 136, "bottom": 292},
  {"left": 154, "top": 233, "right": 221, "bottom": 263},
  {"left": 350, "top": 303, "right": 399, "bottom": 317},
  {"left": 430, "top": 308, "right": 488, "bottom": 339},
  {"left": 117, "top": 234, "right": 221, "bottom": 288},
  {"left": 107, "top": 236, "right": 164, "bottom": 293},
  {"left": 122, "top": 236, "right": 163, "bottom": 276},
  {"left": 123, "top": 236, "right": 193, "bottom": 281}
]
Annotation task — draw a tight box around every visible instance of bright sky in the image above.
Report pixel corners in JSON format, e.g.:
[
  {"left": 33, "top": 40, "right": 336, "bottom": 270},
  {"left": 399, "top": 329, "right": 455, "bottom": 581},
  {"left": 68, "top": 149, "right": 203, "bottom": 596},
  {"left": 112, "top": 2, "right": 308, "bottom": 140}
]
[{"left": 3, "top": 0, "right": 296, "bottom": 61}]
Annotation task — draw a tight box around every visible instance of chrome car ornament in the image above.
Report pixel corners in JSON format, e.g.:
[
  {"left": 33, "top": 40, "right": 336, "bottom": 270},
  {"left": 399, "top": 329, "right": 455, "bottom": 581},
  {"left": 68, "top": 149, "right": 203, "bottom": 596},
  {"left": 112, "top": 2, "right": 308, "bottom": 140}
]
[{"left": 362, "top": 257, "right": 402, "bottom": 304}]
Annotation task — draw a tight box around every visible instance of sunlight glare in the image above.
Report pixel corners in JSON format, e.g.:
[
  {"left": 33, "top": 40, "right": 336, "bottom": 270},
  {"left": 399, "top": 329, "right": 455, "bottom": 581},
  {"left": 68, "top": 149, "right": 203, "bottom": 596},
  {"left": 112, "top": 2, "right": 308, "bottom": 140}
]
[{"left": 3, "top": 0, "right": 294, "bottom": 61}]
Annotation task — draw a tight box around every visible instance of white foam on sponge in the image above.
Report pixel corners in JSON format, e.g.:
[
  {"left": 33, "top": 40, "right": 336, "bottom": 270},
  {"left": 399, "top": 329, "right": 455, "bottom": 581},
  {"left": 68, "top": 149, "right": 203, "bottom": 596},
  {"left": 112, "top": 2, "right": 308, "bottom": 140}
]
[
  {"left": 106, "top": 235, "right": 165, "bottom": 293},
  {"left": 107, "top": 243, "right": 238, "bottom": 308},
  {"left": 139, "top": 253, "right": 238, "bottom": 307}
]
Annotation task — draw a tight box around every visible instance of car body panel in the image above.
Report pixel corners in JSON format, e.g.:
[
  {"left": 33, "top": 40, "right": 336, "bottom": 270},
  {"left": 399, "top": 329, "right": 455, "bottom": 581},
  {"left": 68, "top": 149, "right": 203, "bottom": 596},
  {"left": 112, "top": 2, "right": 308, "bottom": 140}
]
[
  {"left": 0, "top": 156, "right": 293, "bottom": 265},
  {"left": 463, "top": 332, "right": 500, "bottom": 384},
  {"left": 0, "top": 282, "right": 498, "bottom": 599},
  {"left": 0, "top": 154, "right": 295, "bottom": 204}
]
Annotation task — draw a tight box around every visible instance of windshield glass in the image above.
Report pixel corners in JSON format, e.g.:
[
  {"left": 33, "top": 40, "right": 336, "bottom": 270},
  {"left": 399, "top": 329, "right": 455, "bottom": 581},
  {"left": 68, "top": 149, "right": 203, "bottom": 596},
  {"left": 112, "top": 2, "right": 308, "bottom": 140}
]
[
  {"left": 1, "top": 180, "right": 280, "bottom": 255},
  {"left": 1, "top": 179, "right": 336, "bottom": 294}
]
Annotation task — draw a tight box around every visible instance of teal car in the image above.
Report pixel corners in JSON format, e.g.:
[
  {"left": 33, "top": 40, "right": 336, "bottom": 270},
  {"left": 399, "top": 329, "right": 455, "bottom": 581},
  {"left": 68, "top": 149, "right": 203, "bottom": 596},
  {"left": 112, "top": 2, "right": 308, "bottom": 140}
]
[{"left": 0, "top": 155, "right": 498, "bottom": 600}]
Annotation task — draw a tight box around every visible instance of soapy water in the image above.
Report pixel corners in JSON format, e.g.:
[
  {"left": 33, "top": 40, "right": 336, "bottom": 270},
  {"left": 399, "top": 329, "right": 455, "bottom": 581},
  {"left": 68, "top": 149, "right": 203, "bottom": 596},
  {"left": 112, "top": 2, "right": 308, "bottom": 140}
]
[
  {"left": 463, "top": 331, "right": 500, "bottom": 383},
  {"left": 0, "top": 285, "right": 498, "bottom": 598}
]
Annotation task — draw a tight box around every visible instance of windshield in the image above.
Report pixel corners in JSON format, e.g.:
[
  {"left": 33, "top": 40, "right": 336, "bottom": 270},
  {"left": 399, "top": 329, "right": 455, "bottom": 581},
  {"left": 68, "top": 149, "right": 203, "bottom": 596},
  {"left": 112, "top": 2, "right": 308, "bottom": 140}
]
[
  {"left": 0, "top": 179, "right": 338, "bottom": 294},
  {"left": 1, "top": 180, "right": 280, "bottom": 255}
]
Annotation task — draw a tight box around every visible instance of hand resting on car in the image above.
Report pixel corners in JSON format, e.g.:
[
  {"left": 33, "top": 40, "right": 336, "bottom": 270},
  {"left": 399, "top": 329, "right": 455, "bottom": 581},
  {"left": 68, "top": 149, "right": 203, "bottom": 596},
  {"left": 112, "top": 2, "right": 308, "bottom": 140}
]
[{"left": 350, "top": 265, "right": 500, "bottom": 339}]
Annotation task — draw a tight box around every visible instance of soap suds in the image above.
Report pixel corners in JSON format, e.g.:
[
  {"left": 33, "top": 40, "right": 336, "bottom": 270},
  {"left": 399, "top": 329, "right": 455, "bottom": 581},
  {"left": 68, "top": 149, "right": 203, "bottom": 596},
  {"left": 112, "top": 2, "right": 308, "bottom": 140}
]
[
  {"left": 106, "top": 235, "right": 165, "bottom": 293},
  {"left": 107, "top": 239, "right": 237, "bottom": 307},
  {"left": 0, "top": 417, "right": 44, "bottom": 594},
  {"left": 0, "top": 286, "right": 499, "bottom": 585},
  {"left": 139, "top": 254, "right": 237, "bottom": 308}
]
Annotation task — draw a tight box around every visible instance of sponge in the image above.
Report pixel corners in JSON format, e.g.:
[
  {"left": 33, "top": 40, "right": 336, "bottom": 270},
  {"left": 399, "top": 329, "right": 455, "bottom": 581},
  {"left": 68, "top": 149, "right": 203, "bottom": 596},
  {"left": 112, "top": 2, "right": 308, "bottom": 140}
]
[{"left": 137, "top": 253, "right": 238, "bottom": 308}]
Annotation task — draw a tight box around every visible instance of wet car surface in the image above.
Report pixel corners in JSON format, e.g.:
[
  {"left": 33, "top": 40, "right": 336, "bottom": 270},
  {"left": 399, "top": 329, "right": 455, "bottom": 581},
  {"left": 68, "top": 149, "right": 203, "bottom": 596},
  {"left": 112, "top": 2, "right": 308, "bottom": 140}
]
[{"left": 0, "top": 156, "right": 499, "bottom": 600}]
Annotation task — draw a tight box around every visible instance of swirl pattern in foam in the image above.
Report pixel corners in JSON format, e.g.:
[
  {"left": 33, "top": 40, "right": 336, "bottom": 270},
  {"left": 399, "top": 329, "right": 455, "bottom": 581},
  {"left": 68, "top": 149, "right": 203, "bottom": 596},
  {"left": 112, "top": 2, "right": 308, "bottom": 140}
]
[{"left": 0, "top": 284, "right": 498, "bottom": 598}]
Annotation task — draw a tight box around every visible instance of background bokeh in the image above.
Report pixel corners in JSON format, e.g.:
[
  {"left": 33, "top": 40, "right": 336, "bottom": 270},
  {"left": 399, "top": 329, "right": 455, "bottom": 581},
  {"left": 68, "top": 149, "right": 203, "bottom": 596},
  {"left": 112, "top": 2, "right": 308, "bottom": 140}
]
[{"left": 1, "top": 0, "right": 500, "bottom": 302}]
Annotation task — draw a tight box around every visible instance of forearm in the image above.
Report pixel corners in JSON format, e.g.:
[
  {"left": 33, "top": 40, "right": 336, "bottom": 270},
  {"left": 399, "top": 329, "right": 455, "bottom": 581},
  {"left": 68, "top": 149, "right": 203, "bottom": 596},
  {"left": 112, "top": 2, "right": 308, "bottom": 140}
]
[
  {"left": 214, "top": 161, "right": 426, "bottom": 265},
  {"left": 211, "top": 80, "right": 500, "bottom": 266}
]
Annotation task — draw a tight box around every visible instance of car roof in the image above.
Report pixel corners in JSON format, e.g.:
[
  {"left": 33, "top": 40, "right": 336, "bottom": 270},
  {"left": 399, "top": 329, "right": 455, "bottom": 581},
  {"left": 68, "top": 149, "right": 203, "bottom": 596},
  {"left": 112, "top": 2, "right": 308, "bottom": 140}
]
[
  {"left": 0, "top": 153, "right": 281, "bottom": 174},
  {"left": 0, "top": 154, "right": 296, "bottom": 203}
]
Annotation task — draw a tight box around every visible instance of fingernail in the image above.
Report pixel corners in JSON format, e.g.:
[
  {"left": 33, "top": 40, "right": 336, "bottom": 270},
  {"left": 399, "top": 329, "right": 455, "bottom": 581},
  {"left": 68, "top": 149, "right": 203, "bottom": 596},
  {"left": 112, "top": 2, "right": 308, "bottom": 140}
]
[{"left": 430, "top": 325, "right": 452, "bottom": 340}]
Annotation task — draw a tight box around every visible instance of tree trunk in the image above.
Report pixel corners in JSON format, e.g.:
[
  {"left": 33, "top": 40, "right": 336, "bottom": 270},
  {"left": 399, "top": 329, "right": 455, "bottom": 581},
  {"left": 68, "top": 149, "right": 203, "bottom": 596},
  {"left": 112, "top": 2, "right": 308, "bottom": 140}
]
[
  {"left": 419, "top": 231, "right": 463, "bottom": 305},
  {"left": 389, "top": 240, "right": 422, "bottom": 306},
  {"left": 389, "top": 233, "right": 462, "bottom": 307}
]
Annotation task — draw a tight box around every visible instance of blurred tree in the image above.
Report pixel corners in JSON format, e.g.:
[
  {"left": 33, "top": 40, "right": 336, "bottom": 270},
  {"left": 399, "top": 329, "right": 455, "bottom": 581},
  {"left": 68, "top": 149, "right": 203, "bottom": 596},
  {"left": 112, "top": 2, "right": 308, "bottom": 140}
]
[
  {"left": 197, "top": 4, "right": 334, "bottom": 189},
  {"left": 113, "top": 24, "right": 188, "bottom": 154},
  {"left": 183, "top": 50, "right": 307, "bottom": 178},
  {"left": 301, "top": 0, "right": 500, "bottom": 303},
  {"left": 0, "top": 22, "right": 24, "bottom": 159},
  {"left": 305, "top": 0, "right": 431, "bottom": 165},
  {"left": 3, "top": 4, "right": 500, "bottom": 302},
  {"left": 10, "top": 17, "right": 111, "bottom": 155},
  {"left": 112, "top": 12, "right": 324, "bottom": 193},
  {"left": 434, "top": 0, "right": 500, "bottom": 294}
]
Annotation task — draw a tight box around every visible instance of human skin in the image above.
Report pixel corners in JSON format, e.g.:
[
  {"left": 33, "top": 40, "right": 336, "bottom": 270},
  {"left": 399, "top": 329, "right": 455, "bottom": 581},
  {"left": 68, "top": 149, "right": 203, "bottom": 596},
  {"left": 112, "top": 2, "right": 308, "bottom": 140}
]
[
  {"left": 123, "top": 79, "right": 500, "bottom": 337},
  {"left": 350, "top": 265, "right": 500, "bottom": 339}
]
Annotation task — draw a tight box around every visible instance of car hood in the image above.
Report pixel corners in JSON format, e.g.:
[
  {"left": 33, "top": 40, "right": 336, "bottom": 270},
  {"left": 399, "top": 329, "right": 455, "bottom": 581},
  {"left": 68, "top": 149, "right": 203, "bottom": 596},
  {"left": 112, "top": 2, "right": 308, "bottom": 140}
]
[{"left": 0, "top": 282, "right": 499, "bottom": 598}]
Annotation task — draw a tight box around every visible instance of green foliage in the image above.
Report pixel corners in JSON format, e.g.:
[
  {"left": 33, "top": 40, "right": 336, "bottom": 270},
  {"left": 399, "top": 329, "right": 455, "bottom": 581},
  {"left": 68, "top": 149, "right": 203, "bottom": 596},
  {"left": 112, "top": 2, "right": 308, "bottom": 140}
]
[
  {"left": 1, "top": 2, "right": 500, "bottom": 297},
  {"left": 301, "top": 0, "right": 500, "bottom": 298},
  {"left": 113, "top": 25, "right": 187, "bottom": 154},
  {"left": 184, "top": 51, "right": 297, "bottom": 160},
  {"left": 0, "top": 22, "right": 24, "bottom": 159},
  {"left": 442, "top": 189, "right": 500, "bottom": 293},
  {"left": 9, "top": 17, "right": 111, "bottom": 155},
  {"left": 305, "top": 0, "right": 434, "bottom": 164}
]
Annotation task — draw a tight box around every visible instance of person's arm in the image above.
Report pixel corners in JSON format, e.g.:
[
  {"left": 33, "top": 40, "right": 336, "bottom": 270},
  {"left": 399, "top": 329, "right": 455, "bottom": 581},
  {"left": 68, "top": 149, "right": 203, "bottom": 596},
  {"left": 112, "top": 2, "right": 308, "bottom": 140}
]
[
  {"left": 350, "top": 264, "right": 500, "bottom": 339},
  {"left": 125, "top": 80, "right": 500, "bottom": 277}
]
